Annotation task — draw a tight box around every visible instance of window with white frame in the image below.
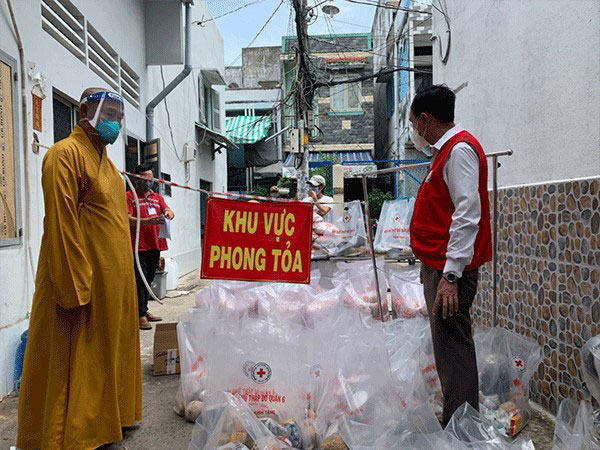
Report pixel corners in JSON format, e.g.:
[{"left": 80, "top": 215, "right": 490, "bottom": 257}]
[
  {"left": 199, "top": 75, "right": 222, "bottom": 132},
  {"left": 330, "top": 78, "right": 362, "bottom": 113},
  {"left": 212, "top": 89, "right": 221, "bottom": 131}
]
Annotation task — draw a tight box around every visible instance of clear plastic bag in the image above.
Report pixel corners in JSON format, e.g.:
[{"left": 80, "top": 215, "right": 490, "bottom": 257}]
[
  {"left": 552, "top": 397, "right": 600, "bottom": 450},
  {"left": 333, "top": 257, "right": 389, "bottom": 320},
  {"left": 373, "top": 198, "right": 415, "bottom": 256},
  {"left": 326, "top": 201, "right": 368, "bottom": 257},
  {"left": 383, "top": 318, "right": 443, "bottom": 418},
  {"left": 474, "top": 328, "right": 543, "bottom": 437},
  {"left": 308, "top": 326, "right": 401, "bottom": 443},
  {"left": 189, "top": 392, "right": 286, "bottom": 450},
  {"left": 203, "top": 318, "right": 309, "bottom": 423},
  {"left": 582, "top": 335, "right": 600, "bottom": 404},
  {"left": 388, "top": 268, "right": 427, "bottom": 318},
  {"left": 445, "top": 402, "right": 536, "bottom": 449}
]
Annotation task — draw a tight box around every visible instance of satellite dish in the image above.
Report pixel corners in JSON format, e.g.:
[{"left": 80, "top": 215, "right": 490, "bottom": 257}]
[{"left": 322, "top": 0, "right": 340, "bottom": 17}]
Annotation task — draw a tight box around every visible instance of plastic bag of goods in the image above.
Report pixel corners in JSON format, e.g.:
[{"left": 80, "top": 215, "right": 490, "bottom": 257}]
[
  {"left": 582, "top": 335, "right": 600, "bottom": 404},
  {"left": 313, "top": 221, "right": 343, "bottom": 255},
  {"left": 552, "top": 397, "right": 600, "bottom": 450},
  {"left": 444, "top": 402, "right": 535, "bottom": 449},
  {"left": 326, "top": 201, "right": 368, "bottom": 258},
  {"left": 373, "top": 198, "right": 415, "bottom": 256},
  {"left": 334, "top": 258, "right": 389, "bottom": 320},
  {"left": 309, "top": 326, "right": 401, "bottom": 444},
  {"left": 388, "top": 268, "right": 427, "bottom": 318},
  {"left": 195, "top": 281, "right": 257, "bottom": 318},
  {"left": 254, "top": 282, "right": 316, "bottom": 326},
  {"left": 177, "top": 309, "right": 243, "bottom": 416},
  {"left": 190, "top": 392, "right": 288, "bottom": 450},
  {"left": 383, "top": 318, "right": 443, "bottom": 419},
  {"left": 338, "top": 402, "right": 454, "bottom": 450},
  {"left": 474, "top": 328, "right": 543, "bottom": 437},
  {"left": 203, "top": 318, "right": 311, "bottom": 433}
]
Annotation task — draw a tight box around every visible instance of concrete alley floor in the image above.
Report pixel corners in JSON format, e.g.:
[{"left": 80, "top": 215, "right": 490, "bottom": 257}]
[{"left": 0, "top": 270, "right": 556, "bottom": 449}]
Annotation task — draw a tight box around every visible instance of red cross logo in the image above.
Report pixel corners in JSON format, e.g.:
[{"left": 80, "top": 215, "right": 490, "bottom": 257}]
[
  {"left": 251, "top": 362, "right": 272, "bottom": 384},
  {"left": 393, "top": 215, "right": 400, "bottom": 223},
  {"left": 513, "top": 357, "right": 525, "bottom": 371},
  {"left": 311, "top": 365, "right": 323, "bottom": 379},
  {"left": 513, "top": 377, "right": 521, "bottom": 387},
  {"left": 343, "top": 214, "right": 350, "bottom": 223}
]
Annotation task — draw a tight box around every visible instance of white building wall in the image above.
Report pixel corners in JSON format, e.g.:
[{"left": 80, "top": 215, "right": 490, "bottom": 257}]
[
  {"left": 431, "top": 0, "right": 600, "bottom": 188},
  {"left": 0, "top": 0, "right": 225, "bottom": 396}
]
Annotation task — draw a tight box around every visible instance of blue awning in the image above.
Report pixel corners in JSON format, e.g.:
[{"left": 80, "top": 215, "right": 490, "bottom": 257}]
[
  {"left": 282, "top": 151, "right": 377, "bottom": 178},
  {"left": 283, "top": 151, "right": 373, "bottom": 166}
]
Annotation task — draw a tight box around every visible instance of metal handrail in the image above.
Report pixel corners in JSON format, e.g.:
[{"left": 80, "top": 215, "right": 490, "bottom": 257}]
[{"left": 361, "top": 149, "right": 514, "bottom": 325}]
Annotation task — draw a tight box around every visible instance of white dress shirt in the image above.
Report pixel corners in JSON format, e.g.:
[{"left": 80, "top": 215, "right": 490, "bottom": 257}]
[{"left": 431, "top": 124, "right": 482, "bottom": 277}]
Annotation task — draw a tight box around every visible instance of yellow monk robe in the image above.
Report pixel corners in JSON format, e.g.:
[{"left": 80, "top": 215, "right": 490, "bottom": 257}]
[{"left": 17, "top": 125, "right": 142, "bottom": 449}]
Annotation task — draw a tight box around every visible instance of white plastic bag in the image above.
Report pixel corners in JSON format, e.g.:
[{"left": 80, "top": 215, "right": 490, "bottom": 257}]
[{"left": 373, "top": 198, "right": 415, "bottom": 256}]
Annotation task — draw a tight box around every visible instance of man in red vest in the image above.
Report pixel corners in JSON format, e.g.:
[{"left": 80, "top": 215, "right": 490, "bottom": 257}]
[
  {"left": 127, "top": 164, "right": 175, "bottom": 330},
  {"left": 409, "top": 85, "right": 492, "bottom": 426}
]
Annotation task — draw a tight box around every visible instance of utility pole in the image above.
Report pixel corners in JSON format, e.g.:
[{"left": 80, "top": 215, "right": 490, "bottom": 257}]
[{"left": 292, "top": 0, "right": 312, "bottom": 200}]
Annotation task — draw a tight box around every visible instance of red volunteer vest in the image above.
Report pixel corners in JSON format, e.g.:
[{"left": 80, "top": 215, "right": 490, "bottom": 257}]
[{"left": 409, "top": 130, "right": 492, "bottom": 272}]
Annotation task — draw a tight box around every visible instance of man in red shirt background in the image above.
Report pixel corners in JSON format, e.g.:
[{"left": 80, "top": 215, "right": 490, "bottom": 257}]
[{"left": 127, "top": 164, "right": 175, "bottom": 330}]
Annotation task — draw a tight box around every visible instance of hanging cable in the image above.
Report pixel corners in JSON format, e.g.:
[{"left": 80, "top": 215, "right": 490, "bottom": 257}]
[
  {"left": 194, "top": 0, "right": 267, "bottom": 26},
  {"left": 122, "top": 174, "right": 163, "bottom": 305},
  {"left": 228, "top": 0, "right": 286, "bottom": 66}
]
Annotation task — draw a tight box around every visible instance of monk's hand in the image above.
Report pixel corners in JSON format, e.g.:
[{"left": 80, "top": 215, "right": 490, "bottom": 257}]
[
  {"left": 433, "top": 278, "right": 459, "bottom": 319},
  {"left": 164, "top": 209, "right": 175, "bottom": 220}
]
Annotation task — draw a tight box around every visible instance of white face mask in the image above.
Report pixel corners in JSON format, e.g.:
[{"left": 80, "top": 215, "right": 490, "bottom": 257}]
[{"left": 410, "top": 115, "right": 431, "bottom": 153}]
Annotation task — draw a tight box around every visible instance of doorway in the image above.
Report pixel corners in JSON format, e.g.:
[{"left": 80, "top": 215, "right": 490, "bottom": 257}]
[{"left": 199, "top": 179, "right": 212, "bottom": 236}]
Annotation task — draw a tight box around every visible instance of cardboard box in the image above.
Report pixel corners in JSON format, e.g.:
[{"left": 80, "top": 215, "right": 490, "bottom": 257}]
[{"left": 153, "top": 322, "right": 180, "bottom": 376}]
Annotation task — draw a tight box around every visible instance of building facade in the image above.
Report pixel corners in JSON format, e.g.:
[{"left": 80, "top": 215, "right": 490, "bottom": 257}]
[
  {"left": 431, "top": 0, "right": 600, "bottom": 414},
  {"left": 224, "top": 46, "right": 283, "bottom": 193},
  {"left": 0, "top": 0, "right": 228, "bottom": 396},
  {"left": 372, "top": 0, "right": 432, "bottom": 198},
  {"left": 281, "top": 33, "right": 376, "bottom": 196}
]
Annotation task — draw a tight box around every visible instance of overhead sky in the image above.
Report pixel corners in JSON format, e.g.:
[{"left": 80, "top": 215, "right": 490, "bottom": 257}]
[{"left": 204, "top": 0, "right": 377, "bottom": 66}]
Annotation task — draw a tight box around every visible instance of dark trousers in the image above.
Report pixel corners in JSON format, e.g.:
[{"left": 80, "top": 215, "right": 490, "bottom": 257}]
[
  {"left": 422, "top": 265, "right": 480, "bottom": 427},
  {"left": 134, "top": 250, "right": 160, "bottom": 318}
]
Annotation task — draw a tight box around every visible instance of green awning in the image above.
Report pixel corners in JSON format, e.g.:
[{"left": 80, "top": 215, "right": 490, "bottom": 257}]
[{"left": 226, "top": 115, "right": 272, "bottom": 144}]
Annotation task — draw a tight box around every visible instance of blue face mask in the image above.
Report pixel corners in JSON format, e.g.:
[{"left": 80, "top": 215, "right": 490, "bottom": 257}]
[{"left": 96, "top": 120, "right": 121, "bottom": 144}]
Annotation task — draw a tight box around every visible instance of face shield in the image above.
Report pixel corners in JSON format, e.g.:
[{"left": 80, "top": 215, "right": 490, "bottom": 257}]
[{"left": 81, "top": 91, "right": 125, "bottom": 145}]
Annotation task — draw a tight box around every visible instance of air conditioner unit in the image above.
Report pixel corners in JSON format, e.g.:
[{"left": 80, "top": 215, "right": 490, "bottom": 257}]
[{"left": 183, "top": 143, "right": 196, "bottom": 162}]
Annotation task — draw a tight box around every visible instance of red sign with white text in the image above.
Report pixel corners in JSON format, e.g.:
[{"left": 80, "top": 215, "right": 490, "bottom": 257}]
[{"left": 201, "top": 198, "right": 313, "bottom": 283}]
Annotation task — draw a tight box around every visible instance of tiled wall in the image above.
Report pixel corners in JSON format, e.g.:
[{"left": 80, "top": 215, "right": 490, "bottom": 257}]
[{"left": 473, "top": 177, "right": 600, "bottom": 414}]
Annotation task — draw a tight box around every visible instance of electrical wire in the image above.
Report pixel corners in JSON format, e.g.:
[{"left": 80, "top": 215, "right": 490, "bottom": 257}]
[
  {"left": 195, "top": 0, "right": 268, "bottom": 26},
  {"left": 342, "top": 0, "right": 431, "bottom": 14},
  {"left": 123, "top": 173, "right": 163, "bottom": 305},
  {"left": 228, "top": 0, "right": 286, "bottom": 66},
  {"left": 160, "top": 66, "right": 183, "bottom": 162}
]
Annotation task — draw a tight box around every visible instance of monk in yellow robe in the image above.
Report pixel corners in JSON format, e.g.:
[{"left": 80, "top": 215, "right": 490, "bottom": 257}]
[{"left": 17, "top": 88, "right": 142, "bottom": 449}]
